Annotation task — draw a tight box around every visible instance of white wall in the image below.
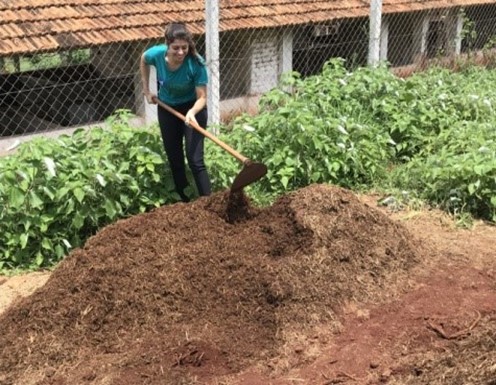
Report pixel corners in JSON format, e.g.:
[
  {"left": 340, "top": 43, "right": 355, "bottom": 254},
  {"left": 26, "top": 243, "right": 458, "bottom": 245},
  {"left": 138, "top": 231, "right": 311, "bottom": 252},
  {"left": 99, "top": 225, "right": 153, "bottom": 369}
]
[
  {"left": 445, "top": 8, "right": 464, "bottom": 55},
  {"left": 279, "top": 29, "right": 293, "bottom": 76},
  {"left": 250, "top": 34, "right": 280, "bottom": 94},
  {"left": 215, "top": 29, "right": 290, "bottom": 121}
]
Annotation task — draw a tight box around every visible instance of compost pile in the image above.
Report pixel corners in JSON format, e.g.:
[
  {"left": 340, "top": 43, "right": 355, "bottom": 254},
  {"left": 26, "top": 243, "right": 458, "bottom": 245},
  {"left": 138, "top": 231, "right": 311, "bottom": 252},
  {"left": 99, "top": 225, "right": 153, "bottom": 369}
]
[{"left": 0, "top": 184, "right": 422, "bottom": 385}]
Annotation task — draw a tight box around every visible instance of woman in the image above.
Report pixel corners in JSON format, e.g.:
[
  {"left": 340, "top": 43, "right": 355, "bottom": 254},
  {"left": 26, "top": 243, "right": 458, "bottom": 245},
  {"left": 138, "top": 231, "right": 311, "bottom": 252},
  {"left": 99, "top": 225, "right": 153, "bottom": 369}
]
[{"left": 140, "top": 22, "right": 211, "bottom": 202}]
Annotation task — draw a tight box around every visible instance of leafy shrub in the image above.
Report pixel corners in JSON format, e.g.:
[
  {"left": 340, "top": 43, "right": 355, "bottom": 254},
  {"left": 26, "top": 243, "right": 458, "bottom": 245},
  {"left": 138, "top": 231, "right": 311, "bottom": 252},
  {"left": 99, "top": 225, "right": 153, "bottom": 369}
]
[
  {"left": 3, "top": 60, "right": 496, "bottom": 271},
  {"left": 220, "top": 60, "right": 396, "bottom": 198},
  {"left": 391, "top": 122, "right": 496, "bottom": 222},
  {"left": 0, "top": 113, "right": 176, "bottom": 269},
  {"left": 385, "top": 66, "right": 496, "bottom": 160}
]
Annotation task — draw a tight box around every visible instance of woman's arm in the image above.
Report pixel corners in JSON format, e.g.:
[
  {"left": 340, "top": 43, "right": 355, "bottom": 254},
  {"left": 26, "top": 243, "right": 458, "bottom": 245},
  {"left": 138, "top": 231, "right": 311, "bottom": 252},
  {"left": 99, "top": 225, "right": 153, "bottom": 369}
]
[
  {"left": 185, "top": 85, "right": 207, "bottom": 125},
  {"left": 140, "top": 53, "right": 156, "bottom": 104}
]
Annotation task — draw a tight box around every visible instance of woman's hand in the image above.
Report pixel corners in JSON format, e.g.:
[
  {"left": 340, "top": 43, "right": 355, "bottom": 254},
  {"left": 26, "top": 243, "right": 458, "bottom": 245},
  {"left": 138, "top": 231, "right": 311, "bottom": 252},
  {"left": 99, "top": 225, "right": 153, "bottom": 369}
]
[
  {"left": 144, "top": 92, "right": 157, "bottom": 104},
  {"left": 186, "top": 86, "right": 207, "bottom": 127},
  {"left": 185, "top": 109, "right": 199, "bottom": 127}
]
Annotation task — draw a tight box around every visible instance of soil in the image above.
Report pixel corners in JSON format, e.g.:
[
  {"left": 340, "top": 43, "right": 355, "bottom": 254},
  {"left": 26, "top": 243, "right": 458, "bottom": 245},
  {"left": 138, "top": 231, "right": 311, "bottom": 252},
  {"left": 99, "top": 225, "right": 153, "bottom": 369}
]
[{"left": 0, "top": 184, "right": 495, "bottom": 385}]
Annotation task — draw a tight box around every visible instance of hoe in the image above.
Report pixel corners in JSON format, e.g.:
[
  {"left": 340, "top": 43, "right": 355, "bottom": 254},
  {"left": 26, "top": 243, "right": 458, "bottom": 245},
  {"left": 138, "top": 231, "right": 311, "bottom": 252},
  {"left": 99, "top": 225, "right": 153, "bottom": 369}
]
[{"left": 153, "top": 97, "right": 267, "bottom": 193}]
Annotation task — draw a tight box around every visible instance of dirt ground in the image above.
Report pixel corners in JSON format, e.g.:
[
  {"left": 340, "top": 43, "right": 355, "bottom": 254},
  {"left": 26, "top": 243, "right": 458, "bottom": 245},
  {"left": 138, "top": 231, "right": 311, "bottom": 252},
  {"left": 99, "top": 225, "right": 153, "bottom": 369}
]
[{"left": 0, "top": 184, "right": 495, "bottom": 385}]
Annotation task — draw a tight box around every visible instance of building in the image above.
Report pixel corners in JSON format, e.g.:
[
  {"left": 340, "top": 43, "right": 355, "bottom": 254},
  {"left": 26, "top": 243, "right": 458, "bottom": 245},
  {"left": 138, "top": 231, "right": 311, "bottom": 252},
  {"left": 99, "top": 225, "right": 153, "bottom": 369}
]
[{"left": 1, "top": 0, "right": 495, "bottom": 139}]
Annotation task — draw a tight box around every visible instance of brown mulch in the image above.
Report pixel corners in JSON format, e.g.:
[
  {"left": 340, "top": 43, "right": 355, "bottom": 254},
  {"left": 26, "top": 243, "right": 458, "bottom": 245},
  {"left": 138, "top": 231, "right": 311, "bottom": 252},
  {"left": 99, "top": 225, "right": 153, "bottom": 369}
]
[{"left": 0, "top": 184, "right": 425, "bottom": 385}]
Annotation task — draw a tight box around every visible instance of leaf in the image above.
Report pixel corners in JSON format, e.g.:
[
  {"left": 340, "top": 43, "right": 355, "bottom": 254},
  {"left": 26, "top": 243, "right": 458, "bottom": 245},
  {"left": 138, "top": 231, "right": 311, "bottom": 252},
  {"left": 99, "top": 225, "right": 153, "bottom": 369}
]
[
  {"left": 41, "top": 238, "right": 52, "bottom": 250},
  {"left": 43, "top": 157, "right": 57, "bottom": 177},
  {"left": 21, "top": 219, "right": 31, "bottom": 232},
  {"left": 473, "top": 165, "right": 486, "bottom": 176},
  {"left": 243, "top": 124, "right": 256, "bottom": 132},
  {"left": 55, "top": 245, "right": 65, "bottom": 258},
  {"left": 331, "top": 161, "right": 341, "bottom": 171},
  {"left": 73, "top": 188, "right": 85, "bottom": 203},
  {"left": 16, "top": 170, "right": 29, "bottom": 183},
  {"left": 285, "top": 157, "right": 295, "bottom": 166},
  {"left": 96, "top": 174, "right": 106, "bottom": 187},
  {"left": 42, "top": 186, "right": 55, "bottom": 200},
  {"left": 9, "top": 188, "right": 25, "bottom": 208},
  {"left": 281, "top": 176, "right": 289, "bottom": 189},
  {"left": 57, "top": 187, "right": 70, "bottom": 200},
  {"left": 72, "top": 212, "right": 85, "bottom": 229},
  {"left": 64, "top": 198, "right": 75, "bottom": 214},
  {"left": 29, "top": 191, "right": 44, "bottom": 209},
  {"left": 104, "top": 199, "right": 117, "bottom": 219},
  {"left": 119, "top": 162, "right": 131, "bottom": 172},
  {"left": 490, "top": 195, "right": 496, "bottom": 206},
  {"left": 311, "top": 171, "right": 321, "bottom": 181},
  {"left": 337, "top": 125, "right": 349, "bottom": 135},
  {"left": 150, "top": 155, "right": 163, "bottom": 165},
  {"left": 468, "top": 183, "right": 476, "bottom": 195},
  {"left": 468, "top": 180, "right": 481, "bottom": 195},
  {"left": 35, "top": 252, "right": 45, "bottom": 266},
  {"left": 20, "top": 233, "right": 28, "bottom": 249},
  {"left": 120, "top": 194, "right": 131, "bottom": 207}
]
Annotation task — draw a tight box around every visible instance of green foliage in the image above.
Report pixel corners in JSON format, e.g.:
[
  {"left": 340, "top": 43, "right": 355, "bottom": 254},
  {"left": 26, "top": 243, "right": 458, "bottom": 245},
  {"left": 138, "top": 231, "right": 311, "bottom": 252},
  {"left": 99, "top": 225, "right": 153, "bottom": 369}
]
[
  {"left": 0, "top": 112, "right": 176, "bottom": 269},
  {"left": 2, "top": 59, "right": 496, "bottom": 272},
  {"left": 391, "top": 122, "right": 496, "bottom": 222},
  {"left": 2, "top": 49, "right": 91, "bottom": 74},
  {"left": 218, "top": 59, "right": 496, "bottom": 221},
  {"left": 219, "top": 60, "right": 396, "bottom": 199},
  {"left": 384, "top": 66, "right": 496, "bottom": 222}
]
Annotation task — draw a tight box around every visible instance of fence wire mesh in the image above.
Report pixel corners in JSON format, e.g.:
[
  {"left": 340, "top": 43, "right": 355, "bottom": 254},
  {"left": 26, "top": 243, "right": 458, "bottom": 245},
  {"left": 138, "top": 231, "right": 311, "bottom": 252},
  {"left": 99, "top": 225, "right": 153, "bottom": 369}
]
[
  {"left": 0, "top": 41, "right": 152, "bottom": 138},
  {"left": 1, "top": 3, "right": 496, "bottom": 142}
]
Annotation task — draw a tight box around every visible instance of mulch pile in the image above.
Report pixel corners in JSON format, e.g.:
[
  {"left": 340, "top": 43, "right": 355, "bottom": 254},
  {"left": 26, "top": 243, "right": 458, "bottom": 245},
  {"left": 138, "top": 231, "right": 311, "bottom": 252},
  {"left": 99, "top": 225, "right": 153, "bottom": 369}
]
[{"left": 0, "top": 184, "right": 423, "bottom": 385}]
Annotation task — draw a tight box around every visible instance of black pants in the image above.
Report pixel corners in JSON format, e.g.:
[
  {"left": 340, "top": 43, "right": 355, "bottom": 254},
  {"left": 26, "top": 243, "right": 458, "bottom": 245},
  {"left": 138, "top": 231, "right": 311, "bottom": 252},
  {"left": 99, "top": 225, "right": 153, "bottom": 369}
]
[{"left": 157, "top": 101, "right": 211, "bottom": 198}]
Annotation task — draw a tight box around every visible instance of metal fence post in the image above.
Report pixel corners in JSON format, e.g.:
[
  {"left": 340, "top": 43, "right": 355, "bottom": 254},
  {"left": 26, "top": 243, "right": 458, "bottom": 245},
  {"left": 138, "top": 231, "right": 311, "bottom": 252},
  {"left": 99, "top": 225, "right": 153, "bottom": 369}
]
[
  {"left": 205, "top": 0, "right": 220, "bottom": 133},
  {"left": 368, "top": 0, "right": 383, "bottom": 67}
]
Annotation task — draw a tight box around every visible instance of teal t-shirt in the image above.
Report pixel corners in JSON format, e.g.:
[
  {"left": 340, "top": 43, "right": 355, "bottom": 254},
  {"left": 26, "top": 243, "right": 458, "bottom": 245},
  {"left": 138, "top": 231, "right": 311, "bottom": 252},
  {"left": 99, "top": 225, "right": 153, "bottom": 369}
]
[{"left": 143, "top": 44, "right": 208, "bottom": 105}]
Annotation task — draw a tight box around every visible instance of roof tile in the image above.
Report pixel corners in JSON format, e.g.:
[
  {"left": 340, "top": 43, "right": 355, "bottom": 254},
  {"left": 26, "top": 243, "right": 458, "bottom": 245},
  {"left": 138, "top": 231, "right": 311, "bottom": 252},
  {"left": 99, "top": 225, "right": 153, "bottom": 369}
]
[{"left": 0, "top": 0, "right": 493, "bottom": 55}]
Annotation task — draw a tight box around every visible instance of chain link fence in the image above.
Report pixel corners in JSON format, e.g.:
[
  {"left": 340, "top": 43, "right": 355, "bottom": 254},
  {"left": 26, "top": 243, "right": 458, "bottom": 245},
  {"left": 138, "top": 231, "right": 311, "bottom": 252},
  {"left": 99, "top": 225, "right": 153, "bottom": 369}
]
[
  {"left": 1, "top": 2, "right": 496, "bottom": 146},
  {"left": 209, "top": 18, "right": 371, "bottom": 123},
  {"left": 0, "top": 41, "right": 150, "bottom": 139}
]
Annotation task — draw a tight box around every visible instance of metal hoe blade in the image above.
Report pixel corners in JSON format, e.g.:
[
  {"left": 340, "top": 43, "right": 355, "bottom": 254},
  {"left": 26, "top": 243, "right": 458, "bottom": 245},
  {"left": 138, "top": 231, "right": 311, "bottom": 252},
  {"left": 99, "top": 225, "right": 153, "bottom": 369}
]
[{"left": 230, "top": 161, "right": 268, "bottom": 192}]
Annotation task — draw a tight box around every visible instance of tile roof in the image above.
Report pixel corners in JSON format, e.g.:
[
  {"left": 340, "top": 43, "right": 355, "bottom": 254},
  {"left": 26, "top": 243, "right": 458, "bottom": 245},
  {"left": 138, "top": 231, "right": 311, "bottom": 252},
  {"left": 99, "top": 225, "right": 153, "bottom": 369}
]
[{"left": 0, "top": 0, "right": 494, "bottom": 55}]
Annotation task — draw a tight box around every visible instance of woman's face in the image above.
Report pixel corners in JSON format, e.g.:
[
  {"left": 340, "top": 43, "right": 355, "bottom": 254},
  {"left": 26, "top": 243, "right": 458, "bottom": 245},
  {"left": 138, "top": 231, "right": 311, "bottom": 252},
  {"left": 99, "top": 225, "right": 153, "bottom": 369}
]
[{"left": 167, "top": 38, "right": 189, "bottom": 63}]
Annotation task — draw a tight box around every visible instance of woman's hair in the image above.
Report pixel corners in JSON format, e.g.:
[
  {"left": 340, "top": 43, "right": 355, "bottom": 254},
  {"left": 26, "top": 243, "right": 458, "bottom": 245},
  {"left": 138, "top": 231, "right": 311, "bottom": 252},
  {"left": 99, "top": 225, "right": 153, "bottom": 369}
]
[{"left": 164, "top": 23, "right": 199, "bottom": 59}]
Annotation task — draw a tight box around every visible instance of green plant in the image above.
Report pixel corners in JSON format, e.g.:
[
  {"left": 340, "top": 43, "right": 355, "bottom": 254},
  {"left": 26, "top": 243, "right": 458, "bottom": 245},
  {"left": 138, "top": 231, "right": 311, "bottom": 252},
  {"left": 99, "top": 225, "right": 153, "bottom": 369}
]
[
  {"left": 3, "top": 59, "right": 496, "bottom": 272},
  {"left": 222, "top": 59, "right": 397, "bottom": 198},
  {"left": 0, "top": 111, "right": 175, "bottom": 269},
  {"left": 390, "top": 121, "right": 496, "bottom": 222}
]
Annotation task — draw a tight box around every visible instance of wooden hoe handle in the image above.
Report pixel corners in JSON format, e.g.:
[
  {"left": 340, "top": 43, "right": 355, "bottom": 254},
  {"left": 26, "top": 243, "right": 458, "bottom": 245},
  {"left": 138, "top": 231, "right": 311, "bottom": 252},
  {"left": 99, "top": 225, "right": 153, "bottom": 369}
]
[{"left": 153, "top": 97, "right": 249, "bottom": 164}]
